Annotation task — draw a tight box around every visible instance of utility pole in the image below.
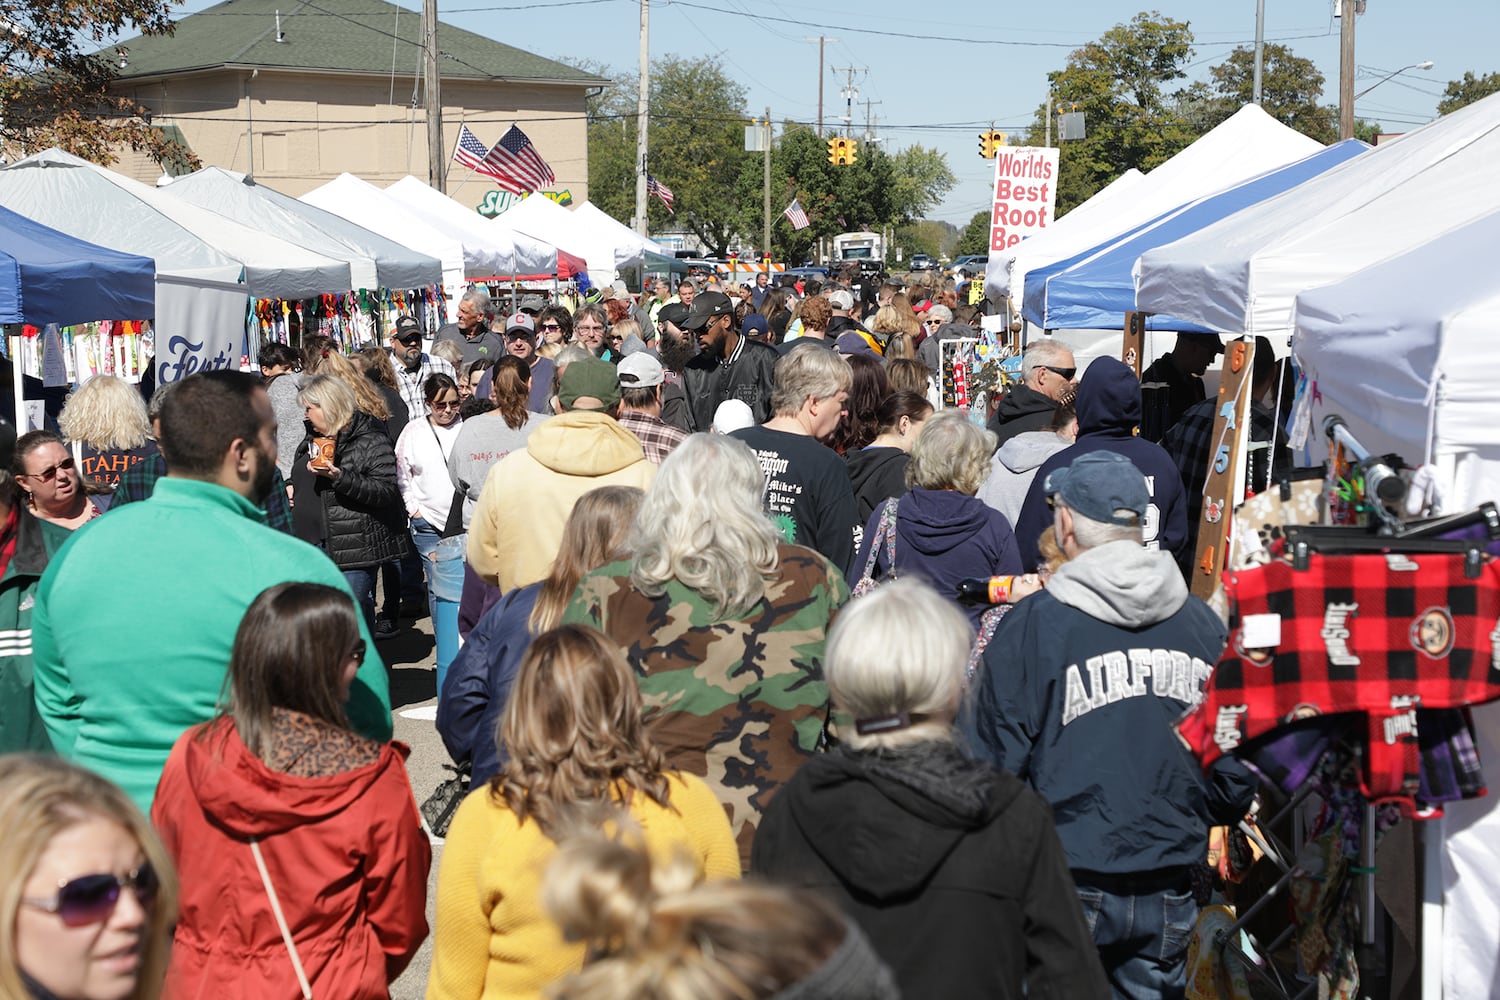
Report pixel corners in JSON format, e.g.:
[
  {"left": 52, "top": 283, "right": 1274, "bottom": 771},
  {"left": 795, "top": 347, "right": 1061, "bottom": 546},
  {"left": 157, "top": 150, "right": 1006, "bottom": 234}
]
[
  {"left": 803, "top": 37, "right": 836, "bottom": 138},
  {"left": 1252, "top": 0, "right": 1265, "bottom": 104},
  {"left": 1045, "top": 93, "right": 1052, "bottom": 147},
  {"left": 830, "top": 65, "right": 864, "bottom": 139},
  {"left": 1338, "top": 0, "right": 1356, "bottom": 140},
  {"left": 633, "top": 0, "right": 649, "bottom": 235},
  {"left": 423, "top": 0, "right": 443, "bottom": 192},
  {"left": 860, "top": 98, "right": 882, "bottom": 141},
  {"left": 762, "top": 106, "right": 771, "bottom": 257}
]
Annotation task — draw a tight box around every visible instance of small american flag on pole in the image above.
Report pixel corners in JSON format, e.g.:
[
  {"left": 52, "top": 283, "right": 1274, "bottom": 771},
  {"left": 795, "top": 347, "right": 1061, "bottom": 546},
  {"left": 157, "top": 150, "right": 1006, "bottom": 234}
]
[
  {"left": 452, "top": 125, "right": 505, "bottom": 182},
  {"left": 782, "top": 198, "right": 810, "bottom": 230},
  {"left": 647, "top": 175, "right": 674, "bottom": 214},
  {"left": 479, "top": 124, "right": 556, "bottom": 196}
]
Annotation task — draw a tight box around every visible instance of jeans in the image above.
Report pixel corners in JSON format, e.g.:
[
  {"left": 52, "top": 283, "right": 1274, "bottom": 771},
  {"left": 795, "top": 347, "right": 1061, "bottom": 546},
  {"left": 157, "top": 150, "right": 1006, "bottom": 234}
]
[
  {"left": 411, "top": 516, "right": 465, "bottom": 693},
  {"left": 342, "top": 566, "right": 378, "bottom": 635},
  {"left": 1074, "top": 879, "right": 1197, "bottom": 1000}
]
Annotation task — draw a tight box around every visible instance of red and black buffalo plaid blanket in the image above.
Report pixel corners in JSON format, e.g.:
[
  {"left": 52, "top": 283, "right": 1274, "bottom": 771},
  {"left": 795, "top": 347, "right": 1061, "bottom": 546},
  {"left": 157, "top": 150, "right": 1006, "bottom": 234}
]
[{"left": 1177, "top": 551, "right": 1500, "bottom": 808}]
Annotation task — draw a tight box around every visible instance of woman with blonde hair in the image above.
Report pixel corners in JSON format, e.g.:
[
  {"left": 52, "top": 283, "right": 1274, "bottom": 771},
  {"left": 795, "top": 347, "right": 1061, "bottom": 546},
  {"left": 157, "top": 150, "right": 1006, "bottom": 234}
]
[
  {"left": 849, "top": 408, "right": 1023, "bottom": 627},
  {"left": 316, "top": 349, "right": 401, "bottom": 440},
  {"left": 152, "top": 582, "right": 430, "bottom": 999},
  {"left": 427, "top": 625, "right": 739, "bottom": 1000},
  {"left": 868, "top": 306, "right": 915, "bottom": 362},
  {"left": 563, "top": 433, "right": 847, "bottom": 866},
  {"left": 439, "top": 485, "right": 644, "bottom": 787},
  {"left": 543, "top": 826, "right": 899, "bottom": 1000},
  {"left": 57, "top": 375, "right": 158, "bottom": 494},
  {"left": 751, "top": 580, "right": 1106, "bottom": 999},
  {"left": 292, "top": 374, "right": 409, "bottom": 630},
  {"left": 2, "top": 754, "right": 178, "bottom": 1000}
]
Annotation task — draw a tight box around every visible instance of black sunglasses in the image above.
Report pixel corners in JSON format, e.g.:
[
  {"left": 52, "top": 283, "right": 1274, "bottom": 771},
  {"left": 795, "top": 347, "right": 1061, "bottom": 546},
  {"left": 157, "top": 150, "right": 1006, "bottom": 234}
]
[
  {"left": 1041, "top": 365, "right": 1077, "bottom": 380},
  {"left": 23, "top": 862, "right": 159, "bottom": 926},
  {"left": 22, "top": 456, "right": 75, "bottom": 482}
]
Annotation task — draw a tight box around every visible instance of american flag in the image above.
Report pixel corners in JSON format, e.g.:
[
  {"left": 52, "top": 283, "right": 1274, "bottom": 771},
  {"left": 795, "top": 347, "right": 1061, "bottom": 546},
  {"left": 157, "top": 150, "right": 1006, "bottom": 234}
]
[
  {"left": 647, "top": 175, "right": 674, "bottom": 214},
  {"left": 479, "top": 124, "right": 556, "bottom": 195},
  {"left": 452, "top": 125, "right": 504, "bottom": 182},
  {"left": 783, "top": 198, "right": 810, "bottom": 230}
]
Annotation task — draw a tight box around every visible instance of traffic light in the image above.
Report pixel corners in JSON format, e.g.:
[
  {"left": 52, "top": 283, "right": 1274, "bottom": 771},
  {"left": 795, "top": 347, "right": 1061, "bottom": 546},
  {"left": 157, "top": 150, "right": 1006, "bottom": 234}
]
[
  {"left": 826, "top": 137, "right": 859, "bottom": 166},
  {"left": 978, "top": 130, "right": 1007, "bottom": 158}
]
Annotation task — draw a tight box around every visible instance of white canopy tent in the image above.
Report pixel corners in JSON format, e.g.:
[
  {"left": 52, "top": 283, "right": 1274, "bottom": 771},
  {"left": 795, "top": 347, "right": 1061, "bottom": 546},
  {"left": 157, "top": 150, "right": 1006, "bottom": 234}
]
[
  {"left": 165, "top": 167, "right": 443, "bottom": 290},
  {"left": 1136, "top": 91, "right": 1500, "bottom": 342},
  {"left": 570, "top": 201, "right": 670, "bottom": 269},
  {"left": 494, "top": 193, "right": 615, "bottom": 284},
  {"left": 384, "top": 175, "right": 557, "bottom": 277},
  {"left": 988, "top": 105, "right": 1323, "bottom": 305},
  {"left": 302, "top": 173, "right": 479, "bottom": 310}
]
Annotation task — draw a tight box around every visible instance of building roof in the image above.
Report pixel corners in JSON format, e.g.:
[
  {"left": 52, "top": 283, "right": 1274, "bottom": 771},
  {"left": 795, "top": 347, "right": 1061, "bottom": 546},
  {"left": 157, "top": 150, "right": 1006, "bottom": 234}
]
[{"left": 111, "top": 0, "right": 608, "bottom": 86}]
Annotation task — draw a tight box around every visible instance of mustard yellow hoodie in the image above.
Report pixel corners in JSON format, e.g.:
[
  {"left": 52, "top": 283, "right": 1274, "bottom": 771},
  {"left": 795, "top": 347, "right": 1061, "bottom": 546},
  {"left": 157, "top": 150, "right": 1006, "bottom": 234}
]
[{"left": 467, "top": 410, "right": 656, "bottom": 592}]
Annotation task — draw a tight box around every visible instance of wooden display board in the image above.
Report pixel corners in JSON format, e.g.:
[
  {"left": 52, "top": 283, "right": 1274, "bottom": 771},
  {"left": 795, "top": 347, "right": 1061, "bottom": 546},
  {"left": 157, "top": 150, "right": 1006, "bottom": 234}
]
[{"left": 1190, "top": 336, "right": 1256, "bottom": 601}]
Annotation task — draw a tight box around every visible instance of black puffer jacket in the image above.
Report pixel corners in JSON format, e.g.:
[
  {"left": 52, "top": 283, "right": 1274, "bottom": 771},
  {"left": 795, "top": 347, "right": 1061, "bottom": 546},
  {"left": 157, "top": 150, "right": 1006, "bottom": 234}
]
[
  {"left": 752, "top": 743, "right": 1108, "bottom": 1000},
  {"left": 291, "top": 411, "right": 410, "bottom": 569}
]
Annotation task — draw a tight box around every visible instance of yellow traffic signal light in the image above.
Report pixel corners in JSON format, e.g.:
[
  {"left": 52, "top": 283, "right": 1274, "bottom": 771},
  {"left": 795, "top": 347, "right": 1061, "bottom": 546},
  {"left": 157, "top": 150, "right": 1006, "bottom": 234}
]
[
  {"left": 978, "top": 130, "right": 1007, "bottom": 158},
  {"left": 827, "top": 137, "right": 859, "bottom": 166}
]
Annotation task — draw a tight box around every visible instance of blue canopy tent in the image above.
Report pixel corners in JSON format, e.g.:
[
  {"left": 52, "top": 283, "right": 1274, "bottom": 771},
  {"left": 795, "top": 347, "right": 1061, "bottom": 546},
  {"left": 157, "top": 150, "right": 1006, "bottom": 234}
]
[
  {"left": 1022, "top": 139, "right": 1368, "bottom": 332},
  {"left": 0, "top": 202, "right": 155, "bottom": 327}
]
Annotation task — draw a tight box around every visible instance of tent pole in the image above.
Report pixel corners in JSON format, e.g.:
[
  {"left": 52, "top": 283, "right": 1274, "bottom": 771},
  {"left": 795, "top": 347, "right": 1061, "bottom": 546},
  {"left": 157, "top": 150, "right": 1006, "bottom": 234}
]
[{"left": 11, "top": 335, "right": 23, "bottom": 431}]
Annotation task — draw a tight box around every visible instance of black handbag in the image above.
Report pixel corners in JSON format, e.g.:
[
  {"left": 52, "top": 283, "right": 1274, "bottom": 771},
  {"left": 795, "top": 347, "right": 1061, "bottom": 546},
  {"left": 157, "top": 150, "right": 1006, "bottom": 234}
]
[
  {"left": 427, "top": 420, "right": 468, "bottom": 539},
  {"left": 420, "top": 761, "right": 471, "bottom": 837}
]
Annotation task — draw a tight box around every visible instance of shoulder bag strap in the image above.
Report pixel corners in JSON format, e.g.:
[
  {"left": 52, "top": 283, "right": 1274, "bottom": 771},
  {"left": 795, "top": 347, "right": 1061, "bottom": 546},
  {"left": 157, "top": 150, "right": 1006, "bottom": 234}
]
[
  {"left": 426, "top": 419, "right": 467, "bottom": 537},
  {"left": 249, "top": 837, "right": 313, "bottom": 999},
  {"left": 883, "top": 497, "right": 899, "bottom": 576}
]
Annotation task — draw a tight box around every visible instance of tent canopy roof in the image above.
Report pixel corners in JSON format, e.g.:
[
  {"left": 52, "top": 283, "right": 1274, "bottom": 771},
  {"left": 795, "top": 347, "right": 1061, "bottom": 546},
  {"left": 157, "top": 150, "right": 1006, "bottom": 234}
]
[{"left": 0, "top": 202, "right": 156, "bottom": 326}]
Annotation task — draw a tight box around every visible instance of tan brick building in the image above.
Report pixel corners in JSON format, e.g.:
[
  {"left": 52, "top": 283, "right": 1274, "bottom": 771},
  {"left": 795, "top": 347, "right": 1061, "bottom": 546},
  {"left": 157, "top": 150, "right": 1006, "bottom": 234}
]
[{"left": 107, "top": 0, "right": 604, "bottom": 202}]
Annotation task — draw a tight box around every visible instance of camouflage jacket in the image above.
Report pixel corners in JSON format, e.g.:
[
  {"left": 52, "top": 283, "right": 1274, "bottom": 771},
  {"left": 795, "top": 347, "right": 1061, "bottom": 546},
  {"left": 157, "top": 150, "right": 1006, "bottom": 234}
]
[{"left": 563, "top": 543, "right": 848, "bottom": 865}]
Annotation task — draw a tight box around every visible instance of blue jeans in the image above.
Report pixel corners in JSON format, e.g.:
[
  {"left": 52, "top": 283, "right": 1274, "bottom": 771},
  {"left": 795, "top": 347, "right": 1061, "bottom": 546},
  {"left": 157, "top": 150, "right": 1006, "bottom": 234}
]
[
  {"left": 1074, "top": 878, "right": 1197, "bottom": 1000},
  {"left": 411, "top": 517, "right": 465, "bottom": 692},
  {"left": 342, "top": 566, "right": 378, "bottom": 635}
]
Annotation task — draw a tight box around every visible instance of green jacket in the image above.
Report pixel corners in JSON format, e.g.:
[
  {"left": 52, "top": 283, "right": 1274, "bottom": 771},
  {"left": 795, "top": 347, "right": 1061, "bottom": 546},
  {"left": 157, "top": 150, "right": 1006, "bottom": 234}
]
[
  {"left": 0, "top": 507, "right": 71, "bottom": 754},
  {"left": 32, "top": 477, "right": 393, "bottom": 813}
]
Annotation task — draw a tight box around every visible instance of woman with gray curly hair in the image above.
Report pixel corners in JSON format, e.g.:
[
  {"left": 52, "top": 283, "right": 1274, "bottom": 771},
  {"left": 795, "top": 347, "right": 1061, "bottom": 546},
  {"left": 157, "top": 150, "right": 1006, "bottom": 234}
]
[
  {"left": 562, "top": 432, "right": 847, "bottom": 868},
  {"left": 849, "top": 408, "right": 1023, "bottom": 627}
]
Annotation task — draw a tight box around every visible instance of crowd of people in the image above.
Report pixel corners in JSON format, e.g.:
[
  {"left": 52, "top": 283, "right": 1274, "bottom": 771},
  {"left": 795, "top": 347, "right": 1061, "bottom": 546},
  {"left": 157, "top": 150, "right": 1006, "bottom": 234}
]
[{"left": 0, "top": 265, "right": 1281, "bottom": 1000}]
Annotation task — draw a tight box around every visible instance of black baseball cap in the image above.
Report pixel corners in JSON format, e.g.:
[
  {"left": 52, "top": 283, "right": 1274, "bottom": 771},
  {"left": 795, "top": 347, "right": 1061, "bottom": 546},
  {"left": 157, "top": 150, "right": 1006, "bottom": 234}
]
[
  {"left": 683, "top": 291, "right": 733, "bottom": 332},
  {"left": 657, "top": 302, "right": 689, "bottom": 329},
  {"left": 393, "top": 316, "right": 422, "bottom": 342}
]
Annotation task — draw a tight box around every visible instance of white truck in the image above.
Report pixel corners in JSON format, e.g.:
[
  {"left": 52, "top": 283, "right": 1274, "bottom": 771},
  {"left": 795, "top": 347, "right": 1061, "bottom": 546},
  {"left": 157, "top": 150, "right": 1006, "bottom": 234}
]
[{"left": 831, "top": 231, "right": 886, "bottom": 271}]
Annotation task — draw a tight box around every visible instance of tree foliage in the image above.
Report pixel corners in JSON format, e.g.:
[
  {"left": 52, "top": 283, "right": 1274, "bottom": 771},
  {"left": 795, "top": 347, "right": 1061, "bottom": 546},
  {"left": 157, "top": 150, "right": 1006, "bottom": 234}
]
[
  {"left": 1199, "top": 43, "right": 1336, "bottom": 143},
  {"left": 1438, "top": 71, "right": 1500, "bottom": 116},
  {"left": 953, "top": 209, "right": 990, "bottom": 257},
  {"left": 582, "top": 55, "right": 954, "bottom": 259},
  {"left": 0, "top": 0, "right": 196, "bottom": 167}
]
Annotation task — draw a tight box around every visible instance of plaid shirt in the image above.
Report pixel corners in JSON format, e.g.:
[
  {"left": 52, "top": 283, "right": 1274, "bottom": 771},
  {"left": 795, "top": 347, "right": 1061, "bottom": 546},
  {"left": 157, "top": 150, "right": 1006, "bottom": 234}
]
[
  {"left": 1177, "top": 553, "right": 1500, "bottom": 808},
  {"left": 113, "top": 451, "right": 296, "bottom": 535},
  {"left": 393, "top": 353, "right": 457, "bottom": 420},
  {"left": 1162, "top": 397, "right": 1290, "bottom": 530},
  {"left": 616, "top": 409, "right": 689, "bottom": 466}
]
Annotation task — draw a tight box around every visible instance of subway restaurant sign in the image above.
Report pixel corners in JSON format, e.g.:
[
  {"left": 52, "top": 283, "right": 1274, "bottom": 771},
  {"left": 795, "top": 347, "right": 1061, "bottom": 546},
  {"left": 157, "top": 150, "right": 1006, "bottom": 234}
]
[{"left": 477, "top": 189, "right": 573, "bottom": 217}]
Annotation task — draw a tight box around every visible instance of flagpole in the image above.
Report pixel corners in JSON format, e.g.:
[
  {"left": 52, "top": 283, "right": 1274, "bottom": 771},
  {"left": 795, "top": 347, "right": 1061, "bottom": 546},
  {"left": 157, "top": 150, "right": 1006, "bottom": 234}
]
[{"left": 633, "top": 0, "right": 650, "bottom": 236}]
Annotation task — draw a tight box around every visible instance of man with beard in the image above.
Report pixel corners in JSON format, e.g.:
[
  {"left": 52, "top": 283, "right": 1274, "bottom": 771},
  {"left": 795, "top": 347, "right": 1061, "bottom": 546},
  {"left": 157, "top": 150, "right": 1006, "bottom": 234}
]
[
  {"left": 681, "top": 290, "right": 779, "bottom": 432},
  {"left": 30, "top": 371, "right": 392, "bottom": 811},
  {"left": 654, "top": 302, "right": 695, "bottom": 432}
]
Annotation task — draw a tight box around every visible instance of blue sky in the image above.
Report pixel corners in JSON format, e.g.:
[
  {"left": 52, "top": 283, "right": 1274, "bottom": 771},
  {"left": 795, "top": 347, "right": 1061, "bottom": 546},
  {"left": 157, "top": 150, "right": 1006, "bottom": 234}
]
[{"left": 168, "top": 0, "right": 1498, "bottom": 231}]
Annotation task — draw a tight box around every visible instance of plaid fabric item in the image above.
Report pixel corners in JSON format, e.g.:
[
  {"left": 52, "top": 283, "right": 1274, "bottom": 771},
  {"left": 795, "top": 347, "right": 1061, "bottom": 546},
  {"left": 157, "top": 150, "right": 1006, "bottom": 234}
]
[
  {"left": 616, "top": 411, "right": 688, "bottom": 466},
  {"left": 392, "top": 354, "right": 457, "bottom": 419},
  {"left": 1177, "top": 552, "right": 1500, "bottom": 808},
  {"left": 111, "top": 451, "right": 295, "bottom": 535}
]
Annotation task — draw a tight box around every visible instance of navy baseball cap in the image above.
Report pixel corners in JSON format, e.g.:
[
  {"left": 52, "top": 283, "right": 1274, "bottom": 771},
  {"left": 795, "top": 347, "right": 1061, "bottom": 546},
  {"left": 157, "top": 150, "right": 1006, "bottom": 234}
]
[{"left": 1044, "top": 451, "right": 1148, "bottom": 525}]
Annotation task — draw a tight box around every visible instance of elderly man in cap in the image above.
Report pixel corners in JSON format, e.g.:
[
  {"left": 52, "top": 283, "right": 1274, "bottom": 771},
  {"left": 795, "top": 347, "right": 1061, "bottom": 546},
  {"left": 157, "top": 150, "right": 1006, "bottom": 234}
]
[
  {"left": 681, "top": 289, "right": 779, "bottom": 432},
  {"left": 615, "top": 353, "right": 689, "bottom": 465},
  {"left": 965, "top": 450, "right": 1255, "bottom": 1000},
  {"left": 1140, "top": 332, "right": 1225, "bottom": 438},
  {"left": 388, "top": 315, "right": 456, "bottom": 419},
  {"left": 467, "top": 357, "right": 655, "bottom": 594},
  {"left": 501, "top": 311, "right": 553, "bottom": 413}
]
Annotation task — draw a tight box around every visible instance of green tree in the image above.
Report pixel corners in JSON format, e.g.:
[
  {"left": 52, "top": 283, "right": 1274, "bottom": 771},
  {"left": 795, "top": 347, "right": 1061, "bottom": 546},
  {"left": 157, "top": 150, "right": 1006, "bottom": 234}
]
[
  {"left": 0, "top": 0, "right": 197, "bottom": 166},
  {"left": 953, "top": 209, "right": 990, "bottom": 257},
  {"left": 1202, "top": 44, "right": 1337, "bottom": 143},
  {"left": 1438, "top": 71, "right": 1500, "bottom": 116},
  {"left": 1023, "top": 11, "right": 1199, "bottom": 214}
]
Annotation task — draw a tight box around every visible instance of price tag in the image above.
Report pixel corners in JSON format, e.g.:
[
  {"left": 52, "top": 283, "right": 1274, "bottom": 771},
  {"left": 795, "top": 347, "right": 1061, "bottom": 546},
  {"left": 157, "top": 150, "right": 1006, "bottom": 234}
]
[{"left": 1241, "top": 613, "right": 1283, "bottom": 649}]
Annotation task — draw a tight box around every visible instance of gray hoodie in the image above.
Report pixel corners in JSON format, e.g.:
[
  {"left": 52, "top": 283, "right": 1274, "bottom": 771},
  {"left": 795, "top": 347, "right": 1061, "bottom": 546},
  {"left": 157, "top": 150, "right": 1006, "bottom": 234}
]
[
  {"left": 975, "top": 429, "right": 1070, "bottom": 526},
  {"left": 1044, "top": 539, "right": 1189, "bottom": 628}
]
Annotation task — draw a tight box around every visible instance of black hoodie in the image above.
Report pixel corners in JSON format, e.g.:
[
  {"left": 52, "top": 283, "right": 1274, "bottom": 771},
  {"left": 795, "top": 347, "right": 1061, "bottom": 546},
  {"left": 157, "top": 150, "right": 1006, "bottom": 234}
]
[
  {"left": 1011, "top": 357, "right": 1189, "bottom": 572},
  {"left": 752, "top": 744, "right": 1108, "bottom": 1000},
  {"left": 844, "top": 446, "right": 910, "bottom": 524}
]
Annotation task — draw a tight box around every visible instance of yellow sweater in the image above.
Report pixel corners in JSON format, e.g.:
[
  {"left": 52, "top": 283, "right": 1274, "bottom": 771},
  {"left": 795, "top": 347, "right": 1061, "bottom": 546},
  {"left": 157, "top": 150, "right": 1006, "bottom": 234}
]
[{"left": 426, "top": 773, "right": 740, "bottom": 1000}]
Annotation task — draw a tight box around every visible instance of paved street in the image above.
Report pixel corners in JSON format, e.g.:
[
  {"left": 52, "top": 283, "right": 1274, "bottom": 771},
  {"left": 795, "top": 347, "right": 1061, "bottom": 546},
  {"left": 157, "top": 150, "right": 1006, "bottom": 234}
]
[{"left": 380, "top": 613, "right": 447, "bottom": 1000}]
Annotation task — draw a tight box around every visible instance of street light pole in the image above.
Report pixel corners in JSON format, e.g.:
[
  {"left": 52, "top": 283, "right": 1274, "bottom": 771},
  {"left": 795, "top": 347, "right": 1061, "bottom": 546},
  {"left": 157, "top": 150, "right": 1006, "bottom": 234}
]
[
  {"left": 1354, "top": 60, "right": 1435, "bottom": 101},
  {"left": 1252, "top": 0, "right": 1265, "bottom": 105}
]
